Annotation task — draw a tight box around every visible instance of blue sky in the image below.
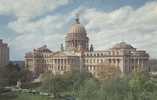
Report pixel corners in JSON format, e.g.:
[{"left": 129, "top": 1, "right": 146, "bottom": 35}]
[{"left": 0, "top": 0, "right": 157, "bottom": 60}]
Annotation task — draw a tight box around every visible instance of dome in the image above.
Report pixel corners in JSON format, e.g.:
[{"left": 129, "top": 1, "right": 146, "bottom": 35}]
[
  {"left": 69, "top": 23, "right": 86, "bottom": 33},
  {"left": 65, "top": 15, "right": 89, "bottom": 51},
  {"left": 68, "top": 16, "right": 86, "bottom": 34},
  {"left": 112, "top": 42, "right": 134, "bottom": 49},
  {"left": 36, "top": 45, "right": 52, "bottom": 53}
]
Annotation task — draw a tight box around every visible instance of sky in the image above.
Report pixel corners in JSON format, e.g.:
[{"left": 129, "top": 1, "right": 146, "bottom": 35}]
[{"left": 0, "top": 0, "right": 157, "bottom": 60}]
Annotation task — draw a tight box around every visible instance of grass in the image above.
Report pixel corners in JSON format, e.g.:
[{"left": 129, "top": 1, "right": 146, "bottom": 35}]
[
  {"left": 0, "top": 93, "right": 52, "bottom": 100},
  {"left": 12, "top": 92, "right": 51, "bottom": 100}
]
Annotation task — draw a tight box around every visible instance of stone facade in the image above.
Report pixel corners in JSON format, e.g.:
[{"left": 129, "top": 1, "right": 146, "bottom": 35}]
[
  {"left": 25, "top": 45, "right": 80, "bottom": 75},
  {"left": 84, "top": 45, "right": 149, "bottom": 75},
  {"left": 0, "top": 39, "right": 9, "bottom": 67},
  {"left": 25, "top": 16, "right": 149, "bottom": 76}
]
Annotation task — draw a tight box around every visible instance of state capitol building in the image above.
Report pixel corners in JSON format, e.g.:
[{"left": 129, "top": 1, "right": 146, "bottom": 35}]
[{"left": 25, "top": 16, "right": 150, "bottom": 77}]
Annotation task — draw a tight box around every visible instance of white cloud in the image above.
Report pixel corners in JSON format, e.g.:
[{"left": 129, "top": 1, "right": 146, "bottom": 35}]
[
  {"left": 0, "top": 0, "right": 70, "bottom": 60},
  {"left": 79, "top": 1, "right": 157, "bottom": 58},
  {"left": 0, "top": 0, "right": 69, "bottom": 18},
  {"left": 8, "top": 15, "right": 67, "bottom": 34}
]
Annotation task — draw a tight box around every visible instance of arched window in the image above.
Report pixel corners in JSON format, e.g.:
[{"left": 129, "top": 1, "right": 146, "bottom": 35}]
[
  {"left": 109, "top": 59, "right": 111, "bottom": 63},
  {"left": 90, "top": 66, "right": 92, "bottom": 70},
  {"left": 113, "top": 59, "right": 116, "bottom": 63},
  {"left": 90, "top": 59, "right": 92, "bottom": 63},
  {"left": 86, "top": 59, "right": 88, "bottom": 63},
  {"left": 117, "top": 52, "right": 119, "bottom": 55},
  {"left": 93, "top": 66, "right": 95, "bottom": 70},
  {"left": 94, "top": 54, "right": 96, "bottom": 56},
  {"left": 97, "top": 53, "right": 99, "bottom": 56},
  {"left": 117, "top": 59, "right": 120, "bottom": 64},
  {"left": 90, "top": 54, "right": 93, "bottom": 56},
  {"left": 93, "top": 59, "right": 95, "bottom": 63},
  {"left": 101, "top": 53, "right": 103, "bottom": 56}
]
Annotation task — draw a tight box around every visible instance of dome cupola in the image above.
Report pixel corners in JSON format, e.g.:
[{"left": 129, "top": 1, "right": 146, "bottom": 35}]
[
  {"left": 69, "top": 16, "right": 86, "bottom": 34},
  {"left": 112, "top": 42, "right": 135, "bottom": 49},
  {"left": 69, "top": 23, "right": 86, "bottom": 34},
  {"left": 65, "top": 14, "right": 89, "bottom": 51}
]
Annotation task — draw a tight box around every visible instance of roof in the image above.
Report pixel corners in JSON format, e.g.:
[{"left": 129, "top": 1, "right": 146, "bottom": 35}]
[
  {"left": 53, "top": 51, "right": 77, "bottom": 57},
  {"left": 112, "top": 42, "right": 134, "bottom": 49},
  {"left": 69, "top": 23, "right": 86, "bottom": 33},
  {"left": 35, "top": 45, "right": 52, "bottom": 53},
  {"left": 25, "top": 52, "right": 33, "bottom": 58},
  {"left": 68, "top": 16, "right": 86, "bottom": 34}
]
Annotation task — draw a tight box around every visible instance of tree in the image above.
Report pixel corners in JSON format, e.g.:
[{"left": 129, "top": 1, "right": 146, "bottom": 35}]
[
  {"left": 40, "top": 70, "right": 93, "bottom": 98},
  {"left": 128, "top": 71, "right": 157, "bottom": 100},
  {"left": 95, "top": 63, "right": 120, "bottom": 80},
  {"left": 77, "top": 79, "right": 99, "bottom": 100},
  {"left": 19, "top": 69, "right": 33, "bottom": 83},
  {"left": 76, "top": 69, "right": 157, "bottom": 100},
  {"left": 64, "top": 70, "right": 93, "bottom": 92},
  {"left": 40, "top": 66, "right": 157, "bottom": 100},
  {"left": 0, "top": 63, "right": 20, "bottom": 99},
  {"left": 41, "top": 72, "right": 64, "bottom": 98},
  {"left": 0, "top": 63, "right": 21, "bottom": 86}
]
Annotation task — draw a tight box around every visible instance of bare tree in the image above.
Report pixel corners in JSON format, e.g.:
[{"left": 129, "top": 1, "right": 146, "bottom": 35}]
[{"left": 95, "top": 63, "right": 120, "bottom": 80}]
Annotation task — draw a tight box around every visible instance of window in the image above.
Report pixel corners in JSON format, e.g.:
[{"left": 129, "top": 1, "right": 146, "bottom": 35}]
[
  {"left": 93, "top": 59, "right": 95, "bottom": 63},
  {"left": 93, "top": 66, "right": 95, "bottom": 70},
  {"left": 101, "top": 53, "right": 103, "bottom": 56},
  {"left": 61, "top": 66, "right": 63, "bottom": 70},
  {"left": 64, "top": 66, "right": 66, "bottom": 70},
  {"left": 117, "top": 59, "right": 120, "bottom": 64},
  {"left": 109, "top": 59, "right": 111, "bottom": 63},
  {"left": 97, "top": 53, "right": 99, "bottom": 56},
  {"left": 113, "top": 59, "right": 116, "bottom": 63},
  {"left": 90, "top": 59, "right": 92, "bottom": 63},
  {"left": 117, "top": 52, "right": 119, "bottom": 55}
]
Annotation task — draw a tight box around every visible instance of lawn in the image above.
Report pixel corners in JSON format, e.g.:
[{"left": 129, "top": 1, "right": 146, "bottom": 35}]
[
  {"left": 12, "top": 92, "right": 51, "bottom": 100},
  {"left": 0, "top": 93, "right": 52, "bottom": 100}
]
